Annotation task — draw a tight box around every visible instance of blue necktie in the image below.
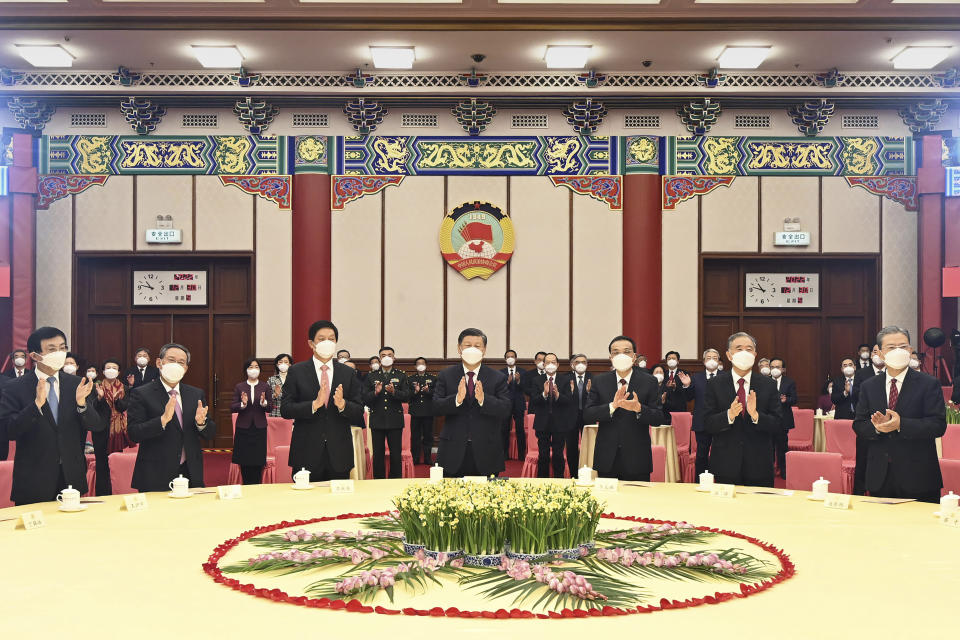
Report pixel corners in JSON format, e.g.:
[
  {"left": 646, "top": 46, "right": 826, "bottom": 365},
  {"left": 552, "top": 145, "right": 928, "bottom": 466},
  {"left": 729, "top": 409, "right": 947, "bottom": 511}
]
[{"left": 47, "top": 378, "right": 59, "bottom": 424}]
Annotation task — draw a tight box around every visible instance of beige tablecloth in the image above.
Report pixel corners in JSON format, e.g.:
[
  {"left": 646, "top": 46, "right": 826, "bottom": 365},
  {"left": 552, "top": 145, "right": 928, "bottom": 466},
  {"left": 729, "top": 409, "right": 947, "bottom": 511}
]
[{"left": 578, "top": 424, "right": 679, "bottom": 482}]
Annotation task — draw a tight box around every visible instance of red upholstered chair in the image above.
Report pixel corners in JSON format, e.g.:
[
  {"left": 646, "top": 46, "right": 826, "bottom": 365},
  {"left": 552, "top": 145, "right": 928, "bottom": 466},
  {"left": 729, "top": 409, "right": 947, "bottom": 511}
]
[
  {"left": 789, "top": 408, "right": 815, "bottom": 452},
  {"left": 670, "top": 412, "right": 694, "bottom": 482},
  {"left": 266, "top": 417, "right": 294, "bottom": 456},
  {"left": 651, "top": 445, "right": 667, "bottom": 482},
  {"left": 399, "top": 414, "right": 415, "bottom": 478},
  {"left": 942, "top": 424, "right": 960, "bottom": 460},
  {"left": 0, "top": 461, "right": 13, "bottom": 508},
  {"left": 943, "top": 387, "right": 953, "bottom": 405},
  {"left": 274, "top": 446, "right": 293, "bottom": 484},
  {"left": 785, "top": 451, "right": 843, "bottom": 492},
  {"left": 509, "top": 420, "right": 519, "bottom": 460},
  {"left": 7, "top": 441, "right": 14, "bottom": 460},
  {"left": 940, "top": 459, "right": 960, "bottom": 496},
  {"left": 402, "top": 403, "right": 409, "bottom": 415},
  {"left": 108, "top": 452, "right": 137, "bottom": 494},
  {"left": 84, "top": 453, "right": 96, "bottom": 497},
  {"left": 520, "top": 414, "right": 538, "bottom": 478},
  {"left": 823, "top": 419, "right": 856, "bottom": 494}
]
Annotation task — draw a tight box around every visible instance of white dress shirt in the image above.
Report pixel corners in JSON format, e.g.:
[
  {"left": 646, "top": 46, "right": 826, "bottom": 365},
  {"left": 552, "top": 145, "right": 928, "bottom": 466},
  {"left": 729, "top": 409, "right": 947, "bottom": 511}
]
[
  {"left": 884, "top": 368, "right": 908, "bottom": 404},
  {"left": 34, "top": 368, "right": 60, "bottom": 416},
  {"left": 313, "top": 356, "right": 334, "bottom": 391}
]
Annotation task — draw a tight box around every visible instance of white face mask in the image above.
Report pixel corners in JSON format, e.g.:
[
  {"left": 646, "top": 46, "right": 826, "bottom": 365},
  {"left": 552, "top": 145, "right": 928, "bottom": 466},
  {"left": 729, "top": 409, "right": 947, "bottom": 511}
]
[
  {"left": 247, "top": 368, "right": 260, "bottom": 379},
  {"left": 380, "top": 356, "right": 394, "bottom": 368},
  {"left": 160, "top": 362, "right": 186, "bottom": 384},
  {"left": 860, "top": 352, "right": 870, "bottom": 361},
  {"left": 909, "top": 358, "right": 920, "bottom": 370},
  {"left": 884, "top": 348, "right": 911, "bottom": 370},
  {"left": 760, "top": 366, "right": 771, "bottom": 376},
  {"left": 278, "top": 363, "right": 289, "bottom": 373},
  {"left": 731, "top": 351, "right": 756, "bottom": 371},
  {"left": 535, "top": 361, "right": 545, "bottom": 371},
  {"left": 871, "top": 354, "right": 884, "bottom": 368},
  {"left": 40, "top": 350, "right": 67, "bottom": 372},
  {"left": 337, "top": 357, "right": 348, "bottom": 364},
  {"left": 574, "top": 363, "right": 587, "bottom": 374},
  {"left": 416, "top": 364, "right": 426, "bottom": 373},
  {"left": 103, "top": 369, "right": 119, "bottom": 380},
  {"left": 666, "top": 358, "right": 678, "bottom": 369},
  {"left": 505, "top": 357, "right": 516, "bottom": 366},
  {"left": 62, "top": 364, "right": 77, "bottom": 375},
  {"left": 637, "top": 359, "right": 647, "bottom": 369},
  {"left": 13, "top": 357, "right": 25, "bottom": 368},
  {"left": 770, "top": 367, "right": 782, "bottom": 379},
  {"left": 842, "top": 366, "right": 855, "bottom": 377},
  {"left": 704, "top": 359, "right": 719, "bottom": 371},
  {"left": 461, "top": 346, "right": 484, "bottom": 366},
  {"left": 86, "top": 371, "right": 98, "bottom": 380},
  {"left": 136, "top": 357, "right": 148, "bottom": 367},
  {"left": 544, "top": 363, "right": 558, "bottom": 375},
  {"left": 718, "top": 363, "right": 724, "bottom": 370},
  {"left": 313, "top": 339, "right": 337, "bottom": 360},
  {"left": 654, "top": 372, "right": 664, "bottom": 384},
  {"left": 369, "top": 362, "right": 381, "bottom": 371},
  {"left": 611, "top": 353, "right": 634, "bottom": 373}
]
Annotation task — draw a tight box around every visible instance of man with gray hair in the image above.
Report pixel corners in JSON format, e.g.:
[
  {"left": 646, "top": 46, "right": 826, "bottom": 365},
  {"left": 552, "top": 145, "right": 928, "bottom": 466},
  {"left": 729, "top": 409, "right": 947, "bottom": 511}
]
[
  {"left": 852, "top": 326, "right": 946, "bottom": 503},
  {"left": 689, "top": 347, "right": 723, "bottom": 476}
]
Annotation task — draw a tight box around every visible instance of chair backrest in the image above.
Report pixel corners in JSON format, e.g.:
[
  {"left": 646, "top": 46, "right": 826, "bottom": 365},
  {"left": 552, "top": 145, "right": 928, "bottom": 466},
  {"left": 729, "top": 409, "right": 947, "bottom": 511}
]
[
  {"left": 274, "top": 446, "right": 292, "bottom": 484},
  {"left": 7, "top": 440, "right": 15, "bottom": 460},
  {"left": 790, "top": 408, "right": 815, "bottom": 442},
  {"left": 402, "top": 402, "right": 409, "bottom": 415},
  {"left": 400, "top": 414, "right": 412, "bottom": 451},
  {"left": 942, "top": 424, "right": 960, "bottom": 460},
  {"left": 785, "top": 451, "right": 843, "bottom": 491},
  {"left": 526, "top": 419, "right": 540, "bottom": 451},
  {"left": 823, "top": 419, "right": 856, "bottom": 461},
  {"left": 940, "top": 459, "right": 960, "bottom": 496},
  {"left": 108, "top": 452, "right": 138, "bottom": 495},
  {"left": 524, "top": 413, "right": 535, "bottom": 432},
  {"left": 671, "top": 412, "right": 692, "bottom": 452},
  {"left": 266, "top": 417, "right": 294, "bottom": 455},
  {"left": 651, "top": 445, "right": 666, "bottom": 482},
  {"left": 0, "top": 460, "right": 13, "bottom": 509},
  {"left": 943, "top": 387, "right": 953, "bottom": 405}
]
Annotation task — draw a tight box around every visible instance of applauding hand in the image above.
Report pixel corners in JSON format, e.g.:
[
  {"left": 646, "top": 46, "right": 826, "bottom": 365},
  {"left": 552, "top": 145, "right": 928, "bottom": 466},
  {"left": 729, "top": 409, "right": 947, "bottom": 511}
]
[
  {"left": 620, "top": 391, "right": 642, "bottom": 413},
  {"left": 475, "top": 379, "right": 485, "bottom": 405},
  {"left": 333, "top": 384, "right": 346, "bottom": 411},
  {"left": 195, "top": 400, "right": 208, "bottom": 426},
  {"left": 75, "top": 377, "right": 93, "bottom": 407},
  {"left": 456, "top": 377, "right": 467, "bottom": 405}
]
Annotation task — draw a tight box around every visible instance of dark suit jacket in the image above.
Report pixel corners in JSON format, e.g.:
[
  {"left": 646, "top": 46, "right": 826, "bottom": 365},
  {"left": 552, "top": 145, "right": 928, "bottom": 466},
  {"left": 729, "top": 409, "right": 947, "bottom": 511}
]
[
  {"left": 125, "top": 365, "right": 160, "bottom": 389},
  {"left": 661, "top": 368, "right": 694, "bottom": 413},
  {"left": 408, "top": 372, "right": 436, "bottom": 417},
  {"left": 363, "top": 368, "right": 412, "bottom": 430},
  {"left": 562, "top": 371, "right": 594, "bottom": 419},
  {"left": 0, "top": 375, "right": 9, "bottom": 460},
  {"left": 432, "top": 364, "right": 511, "bottom": 475},
  {"left": 230, "top": 380, "right": 273, "bottom": 430},
  {"left": 0, "top": 371, "right": 104, "bottom": 505},
  {"left": 522, "top": 368, "right": 546, "bottom": 401},
  {"left": 952, "top": 375, "right": 960, "bottom": 405},
  {"left": 852, "top": 365, "right": 882, "bottom": 409},
  {"left": 852, "top": 368, "right": 946, "bottom": 498},
  {"left": 280, "top": 359, "right": 364, "bottom": 473},
  {"left": 691, "top": 371, "right": 721, "bottom": 432},
  {"left": 583, "top": 368, "right": 667, "bottom": 477},
  {"left": 529, "top": 373, "right": 574, "bottom": 432},
  {"left": 127, "top": 379, "right": 216, "bottom": 492},
  {"left": 703, "top": 371, "right": 782, "bottom": 484},
  {"left": 2, "top": 367, "right": 30, "bottom": 379},
  {"left": 831, "top": 376, "right": 858, "bottom": 420},
  {"left": 500, "top": 366, "right": 528, "bottom": 414},
  {"left": 774, "top": 375, "right": 797, "bottom": 430}
]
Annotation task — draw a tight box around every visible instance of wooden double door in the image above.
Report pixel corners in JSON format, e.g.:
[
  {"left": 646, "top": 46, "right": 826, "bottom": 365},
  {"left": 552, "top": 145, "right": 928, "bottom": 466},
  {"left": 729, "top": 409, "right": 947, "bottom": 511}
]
[
  {"left": 74, "top": 255, "right": 254, "bottom": 448},
  {"left": 701, "top": 256, "right": 880, "bottom": 409}
]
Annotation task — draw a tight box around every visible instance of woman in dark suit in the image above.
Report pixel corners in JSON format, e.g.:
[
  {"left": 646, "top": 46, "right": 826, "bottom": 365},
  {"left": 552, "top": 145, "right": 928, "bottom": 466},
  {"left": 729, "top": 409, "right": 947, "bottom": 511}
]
[{"left": 230, "top": 358, "right": 273, "bottom": 485}]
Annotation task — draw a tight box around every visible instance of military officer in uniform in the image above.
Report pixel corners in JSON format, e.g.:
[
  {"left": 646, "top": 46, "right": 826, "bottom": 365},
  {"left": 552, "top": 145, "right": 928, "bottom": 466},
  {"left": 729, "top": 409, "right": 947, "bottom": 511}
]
[
  {"left": 408, "top": 356, "right": 436, "bottom": 465},
  {"left": 362, "top": 346, "right": 412, "bottom": 478}
]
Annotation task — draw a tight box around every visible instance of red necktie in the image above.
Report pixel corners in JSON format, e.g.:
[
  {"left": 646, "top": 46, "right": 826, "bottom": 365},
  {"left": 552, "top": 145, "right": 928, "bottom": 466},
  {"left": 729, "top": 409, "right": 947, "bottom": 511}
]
[
  {"left": 888, "top": 378, "right": 898, "bottom": 411},
  {"left": 466, "top": 371, "right": 475, "bottom": 398},
  {"left": 669, "top": 370, "right": 675, "bottom": 382},
  {"left": 737, "top": 378, "right": 747, "bottom": 417},
  {"left": 319, "top": 365, "right": 329, "bottom": 406}
]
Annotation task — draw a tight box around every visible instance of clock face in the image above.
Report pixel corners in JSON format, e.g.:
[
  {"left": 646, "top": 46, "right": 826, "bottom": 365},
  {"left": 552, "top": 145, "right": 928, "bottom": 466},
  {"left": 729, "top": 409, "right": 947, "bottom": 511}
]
[
  {"left": 133, "top": 270, "right": 207, "bottom": 306},
  {"left": 135, "top": 272, "right": 167, "bottom": 304},
  {"left": 746, "top": 275, "right": 776, "bottom": 306},
  {"left": 744, "top": 273, "right": 819, "bottom": 309}
]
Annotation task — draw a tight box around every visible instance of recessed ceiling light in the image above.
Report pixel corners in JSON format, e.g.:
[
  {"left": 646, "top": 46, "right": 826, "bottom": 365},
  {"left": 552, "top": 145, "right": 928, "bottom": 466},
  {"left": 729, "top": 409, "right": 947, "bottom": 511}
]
[
  {"left": 370, "top": 46, "right": 416, "bottom": 69},
  {"left": 15, "top": 44, "right": 75, "bottom": 68},
  {"left": 544, "top": 45, "right": 592, "bottom": 69},
  {"left": 891, "top": 46, "right": 952, "bottom": 69},
  {"left": 716, "top": 46, "right": 772, "bottom": 69},
  {"left": 191, "top": 45, "right": 244, "bottom": 69}
]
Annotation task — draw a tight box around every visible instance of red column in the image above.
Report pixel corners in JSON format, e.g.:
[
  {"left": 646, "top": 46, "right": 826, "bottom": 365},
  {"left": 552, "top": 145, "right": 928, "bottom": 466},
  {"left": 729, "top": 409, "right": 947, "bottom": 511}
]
[
  {"left": 916, "top": 135, "right": 945, "bottom": 341},
  {"left": 622, "top": 174, "right": 661, "bottom": 360},
  {"left": 9, "top": 133, "right": 37, "bottom": 352},
  {"left": 291, "top": 173, "right": 331, "bottom": 362}
]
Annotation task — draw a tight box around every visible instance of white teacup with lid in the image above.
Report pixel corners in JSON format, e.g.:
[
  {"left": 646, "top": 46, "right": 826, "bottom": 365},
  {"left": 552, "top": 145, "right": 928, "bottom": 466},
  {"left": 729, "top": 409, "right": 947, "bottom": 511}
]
[
  {"left": 169, "top": 475, "right": 190, "bottom": 497},
  {"left": 57, "top": 485, "right": 81, "bottom": 509},
  {"left": 293, "top": 468, "right": 311, "bottom": 488}
]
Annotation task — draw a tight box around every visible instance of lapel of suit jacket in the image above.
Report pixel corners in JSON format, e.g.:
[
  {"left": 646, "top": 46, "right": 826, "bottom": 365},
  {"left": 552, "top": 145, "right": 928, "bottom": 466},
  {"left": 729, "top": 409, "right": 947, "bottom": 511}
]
[
  {"left": 890, "top": 368, "right": 916, "bottom": 412},
  {"left": 28, "top": 371, "right": 58, "bottom": 427},
  {"left": 327, "top": 361, "right": 345, "bottom": 409},
  {"left": 153, "top": 379, "right": 184, "bottom": 430}
]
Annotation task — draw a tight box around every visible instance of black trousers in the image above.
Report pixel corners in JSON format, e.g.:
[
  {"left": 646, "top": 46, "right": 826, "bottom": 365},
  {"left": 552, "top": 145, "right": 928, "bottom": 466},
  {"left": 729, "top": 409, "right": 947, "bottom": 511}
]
[
  {"left": 715, "top": 472, "right": 774, "bottom": 488},
  {"left": 774, "top": 429, "right": 789, "bottom": 478},
  {"left": 563, "top": 428, "right": 579, "bottom": 478},
  {"left": 295, "top": 445, "right": 351, "bottom": 482},
  {"left": 91, "top": 425, "right": 112, "bottom": 496},
  {"left": 873, "top": 469, "right": 941, "bottom": 504},
  {"left": 694, "top": 431, "right": 712, "bottom": 476},
  {"left": 410, "top": 415, "right": 434, "bottom": 465},
  {"left": 609, "top": 447, "right": 651, "bottom": 482},
  {"left": 371, "top": 428, "right": 403, "bottom": 479},
  {"left": 443, "top": 442, "right": 483, "bottom": 478},
  {"left": 501, "top": 408, "right": 526, "bottom": 459},
  {"left": 240, "top": 465, "right": 263, "bottom": 485},
  {"left": 853, "top": 437, "right": 868, "bottom": 495},
  {"left": 536, "top": 430, "right": 567, "bottom": 478}
]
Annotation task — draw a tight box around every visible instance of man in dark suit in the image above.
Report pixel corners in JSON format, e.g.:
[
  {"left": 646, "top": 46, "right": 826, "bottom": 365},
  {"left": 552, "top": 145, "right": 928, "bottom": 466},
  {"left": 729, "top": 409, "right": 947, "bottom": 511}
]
[
  {"left": 952, "top": 372, "right": 960, "bottom": 405},
  {"left": 584, "top": 336, "right": 667, "bottom": 481},
  {"left": 281, "top": 320, "right": 364, "bottom": 481},
  {"left": 0, "top": 327, "right": 102, "bottom": 505},
  {"left": 363, "top": 346, "right": 412, "bottom": 479},
  {"left": 125, "top": 347, "right": 160, "bottom": 389},
  {"left": 499, "top": 349, "right": 527, "bottom": 461},
  {"left": 853, "top": 326, "right": 946, "bottom": 503},
  {"left": 529, "top": 353, "right": 574, "bottom": 478},
  {"left": 559, "top": 353, "right": 592, "bottom": 477},
  {"left": 0, "top": 374, "right": 9, "bottom": 460},
  {"left": 521, "top": 351, "right": 547, "bottom": 400},
  {"left": 769, "top": 357, "right": 797, "bottom": 479},
  {"left": 856, "top": 343, "right": 873, "bottom": 369},
  {"left": 432, "top": 328, "right": 511, "bottom": 477},
  {"left": 409, "top": 357, "right": 436, "bottom": 465},
  {"left": 691, "top": 348, "right": 722, "bottom": 476},
  {"left": 703, "top": 332, "right": 782, "bottom": 487},
  {"left": 127, "top": 343, "right": 215, "bottom": 492},
  {"left": 661, "top": 350, "right": 694, "bottom": 413},
  {"left": 831, "top": 357, "right": 858, "bottom": 420},
  {"left": 851, "top": 343, "right": 884, "bottom": 494},
  {"left": 3, "top": 349, "right": 29, "bottom": 379}
]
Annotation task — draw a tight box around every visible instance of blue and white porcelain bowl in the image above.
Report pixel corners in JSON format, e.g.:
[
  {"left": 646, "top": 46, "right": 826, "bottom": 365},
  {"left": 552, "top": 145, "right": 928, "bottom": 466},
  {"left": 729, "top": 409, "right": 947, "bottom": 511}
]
[
  {"left": 402, "top": 538, "right": 426, "bottom": 556},
  {"left": 463, "top": 553, "right": 503, "bottom": 568},
  {"left": 423, "top": 548, "right": 465, "bottom": 561}
]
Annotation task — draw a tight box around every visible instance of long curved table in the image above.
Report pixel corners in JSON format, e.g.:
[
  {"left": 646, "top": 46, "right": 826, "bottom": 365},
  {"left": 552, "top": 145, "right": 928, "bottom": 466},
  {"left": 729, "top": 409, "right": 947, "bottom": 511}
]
[{"left": 1, "top": 480, "right": 956, "bottom": 637}]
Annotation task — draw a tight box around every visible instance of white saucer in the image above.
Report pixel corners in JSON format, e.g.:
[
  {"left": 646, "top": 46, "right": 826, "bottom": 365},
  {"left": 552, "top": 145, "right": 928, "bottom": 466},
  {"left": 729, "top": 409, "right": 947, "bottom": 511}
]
[
  {"left": 807, "top": 495, "right": 826, "bottom": 501},
  {"left": 167, "top": 492, "right": 192, "bottom": 499},
  {"left": 291, "top": 484, "right": 315, "bottom": 490},
  {"left": 58, "top": 504, "right": 88, "bottom": 512},
  {"left": 696, "top": 485, "right": 712, "bottom": 492}
]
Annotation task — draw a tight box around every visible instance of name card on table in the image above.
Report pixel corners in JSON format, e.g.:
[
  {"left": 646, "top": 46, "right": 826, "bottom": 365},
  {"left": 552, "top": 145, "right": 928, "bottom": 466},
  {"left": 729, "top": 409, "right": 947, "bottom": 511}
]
[
  {"left": 123, "top": 494, "right": 149, "bottom": 512},
  {"left": 594, "top": 477, "right": 619, "bottom": 492},
  {"left": 330, "top": 479, "right": 355, "bottom": 494},
  {"left": 218, "top": 485, "right": 243, "bottom": 500},
  {"left": 710, "top": 484, "right": 736, "bottom": 499},
  {"left": 463, "top": 476, "right": 488, "bottom": 484},
  {"left": 824, "top": 494, "right": 852, "bottom": 510},
  {"left": 19, "top": 510, "right": 46, "bottom": 530},
  {"left": 943, "top": 512, "right": 960, "bottom": 528}
]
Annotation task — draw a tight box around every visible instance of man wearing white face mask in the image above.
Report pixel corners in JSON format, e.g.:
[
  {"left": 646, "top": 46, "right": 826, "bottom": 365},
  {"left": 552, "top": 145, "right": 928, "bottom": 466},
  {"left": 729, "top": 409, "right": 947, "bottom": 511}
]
[
  {"left": 851, "top": 342, "right": 884, "bottom": 494},
  {"left": 769, "top": 358, "right": 797, "bottom": 480},
  {"left": 433, "top": 328, "right": 511, "bottom": 477},
  {"left": 0, "top": 326, "right": 102, "bottom": 505},
  {"left": 127, "top": 342, "right": 216, "bottom": 492},
  {"left": 853, "top": 326, "right": 946, "bottom": 503},
  {"left": 690, "top": 348, "right": 722, "bottom": 476},
  {"left": 661, "top": 351, "right": 693, "bottom": 413},
  {"left": 409, "top": 357, "right": 437, "bottom": 465},
  {"left": 703, "top": 332, "right": 782, "bottom": 488},
  {"left": 499, "top": 349, "right": 527, "bottom": 461},
  {"left": 281, "top": 320, "right": 364, "bottom": 481},
  {"left": 583, "top": 336, "right": 666, "bottom": 481},
  {"left": 4, "top": 349, "right": 29, "bottom": 378},
  {"left": 561, "top": 354, "right": 592, "bottom": 476},
  {"left": 529, "top": 353, "right": 575, "bottom": 478},
  {"left": 830, "top": 357, "right": 858, "bottom": 420},
  {"left": 125, "top": 347, "right": 160, "bottom": 390},
  {"left": 363, "top": 346, "right": 412, "bottom": 479}
]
